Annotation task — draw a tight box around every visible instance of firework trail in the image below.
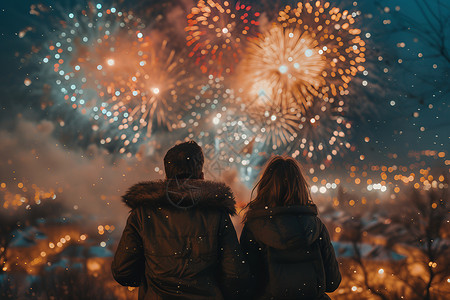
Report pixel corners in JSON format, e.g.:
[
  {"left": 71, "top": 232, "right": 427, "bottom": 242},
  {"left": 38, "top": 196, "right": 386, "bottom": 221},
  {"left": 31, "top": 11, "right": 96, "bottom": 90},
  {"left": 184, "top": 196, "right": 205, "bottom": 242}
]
[
  {"left": 237, "top": 1, "right": 366, "bottom": 112},
  {"left": 185, "top": 0, "right": 260, "bottom": 75}
]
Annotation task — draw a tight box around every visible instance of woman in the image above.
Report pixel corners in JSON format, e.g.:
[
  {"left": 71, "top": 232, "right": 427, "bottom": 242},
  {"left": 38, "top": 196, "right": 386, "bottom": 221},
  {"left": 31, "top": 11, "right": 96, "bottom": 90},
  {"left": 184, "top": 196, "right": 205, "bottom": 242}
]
[{"left": 240, "top": 156, "right": 341, "bottom": 299}]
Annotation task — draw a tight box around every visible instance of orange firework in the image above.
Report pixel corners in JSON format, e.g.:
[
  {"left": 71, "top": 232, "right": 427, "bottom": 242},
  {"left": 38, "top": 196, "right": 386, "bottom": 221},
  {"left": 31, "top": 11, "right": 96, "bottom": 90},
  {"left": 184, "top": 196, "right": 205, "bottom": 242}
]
[
  {"left": 106, "top": 39, "right": 196, "bottom": 153},
  {"left": 185, "top": 0, "right": 260, "bottom": 75},
  {"left": 237, "top": 1, "right": 366, "bottom": 112}
]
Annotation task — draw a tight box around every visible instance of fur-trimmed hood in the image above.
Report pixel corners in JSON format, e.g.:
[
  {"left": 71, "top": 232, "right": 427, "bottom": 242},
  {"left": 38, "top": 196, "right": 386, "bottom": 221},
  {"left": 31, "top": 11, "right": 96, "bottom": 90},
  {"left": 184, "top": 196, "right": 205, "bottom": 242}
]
[{"left": 122, "top": 179, "right": 236, "bottom": 215}]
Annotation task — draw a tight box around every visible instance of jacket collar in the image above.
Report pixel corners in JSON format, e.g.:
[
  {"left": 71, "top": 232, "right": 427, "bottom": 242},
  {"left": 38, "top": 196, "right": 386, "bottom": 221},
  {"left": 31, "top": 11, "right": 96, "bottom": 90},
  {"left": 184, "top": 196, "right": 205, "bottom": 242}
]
[
  {"left": 122, "top": 179, "right": 236, "bottom": 215},
  {"left": 246, "top": 204, "right": 318, "bottom": 220}
]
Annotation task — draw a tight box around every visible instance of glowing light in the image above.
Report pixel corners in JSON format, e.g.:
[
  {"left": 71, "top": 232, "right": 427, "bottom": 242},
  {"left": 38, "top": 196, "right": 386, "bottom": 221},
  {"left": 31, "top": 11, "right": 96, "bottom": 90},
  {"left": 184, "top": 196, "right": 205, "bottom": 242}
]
[
  {"left": 88, "top": 260, "right": 101, "bottom": 272},
  {"left": 278, "top": 65, "right": 288, "bottom": 74},
  {"left": 107, "top": 58, "right": 115, "bottom": 66},
  {"left": 239, "top": 26, "right": 327, "bottom": 111}
]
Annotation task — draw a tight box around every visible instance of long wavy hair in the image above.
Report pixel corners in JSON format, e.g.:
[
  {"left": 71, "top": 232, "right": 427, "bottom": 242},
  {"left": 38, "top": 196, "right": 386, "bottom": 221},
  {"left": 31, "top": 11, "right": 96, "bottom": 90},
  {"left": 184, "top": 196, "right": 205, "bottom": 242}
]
[{"left": 243, "top": 156, "right": 312, "bottom": 222}]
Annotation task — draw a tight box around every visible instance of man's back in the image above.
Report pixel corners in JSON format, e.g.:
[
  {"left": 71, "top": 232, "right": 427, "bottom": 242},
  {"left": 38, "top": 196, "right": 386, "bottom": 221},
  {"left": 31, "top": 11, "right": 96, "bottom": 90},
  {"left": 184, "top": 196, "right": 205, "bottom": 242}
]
[{"left": 112, "top": 179, "right": 248, "bottom": 300}]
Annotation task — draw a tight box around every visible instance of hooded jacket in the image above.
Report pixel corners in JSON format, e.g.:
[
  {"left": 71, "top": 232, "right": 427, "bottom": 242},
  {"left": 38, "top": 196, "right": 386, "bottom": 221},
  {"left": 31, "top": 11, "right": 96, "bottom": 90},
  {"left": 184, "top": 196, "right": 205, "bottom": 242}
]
[
  {"left": 111, "top": 179, "right": 249, "bottom": 300},
  {"left": 240, "top": 205, "right": 341, "bottom": 300}
]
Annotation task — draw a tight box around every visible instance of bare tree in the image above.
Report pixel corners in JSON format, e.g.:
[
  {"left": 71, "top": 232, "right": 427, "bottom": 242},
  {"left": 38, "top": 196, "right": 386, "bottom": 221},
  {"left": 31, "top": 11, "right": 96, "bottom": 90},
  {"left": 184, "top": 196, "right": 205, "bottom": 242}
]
[
  {"left": 331, "top": 182, "right": 449, "bottom": 299},
  {"left": 387, "top": 183, "right": 450, "bottom": 300},
  {"left": 375, "top": 0, "right": 450, "bottom": 97}
]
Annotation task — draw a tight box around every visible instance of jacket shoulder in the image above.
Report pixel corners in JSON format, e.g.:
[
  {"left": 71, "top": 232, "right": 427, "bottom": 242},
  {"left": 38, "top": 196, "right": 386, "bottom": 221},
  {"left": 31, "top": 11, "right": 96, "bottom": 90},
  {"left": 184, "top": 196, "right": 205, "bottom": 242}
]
[{"left": 122, "top": 179, "right": 236, "bottom": 215}]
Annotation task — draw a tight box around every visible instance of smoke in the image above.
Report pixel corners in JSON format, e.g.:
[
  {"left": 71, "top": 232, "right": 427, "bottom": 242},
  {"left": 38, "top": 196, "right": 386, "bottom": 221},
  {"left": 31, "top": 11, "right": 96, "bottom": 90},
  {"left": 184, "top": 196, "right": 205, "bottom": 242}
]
[
  {"left": 0, "top": 117, "right": 251, "bottom": 233},
  {"left": 165, "top": 0, "right": 192, "bottom": 40}
]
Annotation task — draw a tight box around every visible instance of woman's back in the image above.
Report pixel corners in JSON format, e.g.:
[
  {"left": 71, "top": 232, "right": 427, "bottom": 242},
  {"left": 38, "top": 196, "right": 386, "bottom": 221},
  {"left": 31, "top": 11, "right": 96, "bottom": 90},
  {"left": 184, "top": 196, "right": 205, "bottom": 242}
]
[
  {"left": 240, "top": 156, "right": 341, "bottom": 299},
  {"left": 241, "top": 205, "right": 341, "bottom": 299}
]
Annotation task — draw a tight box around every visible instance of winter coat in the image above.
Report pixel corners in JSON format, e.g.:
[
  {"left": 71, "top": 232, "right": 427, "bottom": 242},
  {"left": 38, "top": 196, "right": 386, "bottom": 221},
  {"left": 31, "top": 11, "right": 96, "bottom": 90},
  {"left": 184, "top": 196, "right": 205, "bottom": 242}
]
[
  {"left": 111, "top": 179, "right": 250, "bottom": 300},
  {"left": 240, "top": 205, "right": 341, "bottom": 300}
]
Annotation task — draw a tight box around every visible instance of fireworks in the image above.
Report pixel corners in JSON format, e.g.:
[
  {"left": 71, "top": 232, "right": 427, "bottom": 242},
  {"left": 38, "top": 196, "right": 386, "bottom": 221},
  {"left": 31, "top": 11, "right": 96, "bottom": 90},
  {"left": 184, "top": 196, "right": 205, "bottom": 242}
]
[
  {"left": 109, "top": 39, "right": 196, "bottom": 153},
  {"left": 183, "top": 76, "right": 256, "bottom": 176},
  {"left": 228, "top": 89, "right": 352, "bottom": 171},
  {"left": 37, "top": 3, "right": 197, "bottom": 153},
  {"left": 39, "top": 3, "right": 145, "bottom": 118},
  {"left": 237, "top": 1, "right": 366, "bottom": 112},
  {"left": 229, "top": 0, "right": 366, "bottom": 164},
  {"left": 31, "top": 0, "right": 367, "bottom": 164},
  {"left": 242, "top": 92, "right": 302, "bottom": 150},
  {"left": 291, "top": 99, "right": 351, "bottom": 167},
  {"left": 238, "top": 26, "right": 327, "bottom": 110},
  {"left": 186, "top": 0, "right": 260, "bottom": 75}
]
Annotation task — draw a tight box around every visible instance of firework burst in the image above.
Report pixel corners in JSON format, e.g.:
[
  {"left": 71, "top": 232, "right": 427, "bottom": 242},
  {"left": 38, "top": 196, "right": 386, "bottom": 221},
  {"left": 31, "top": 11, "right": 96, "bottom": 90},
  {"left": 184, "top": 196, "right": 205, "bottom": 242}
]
[
  {"left": 240, "top": 92, "right": 302, "bottom": 150},
  {"left": 237, "top": 1, "right": 366, "bottom": 112},
  {"left": 35, "top": 3, "right": 197, "bottom": 153},
  {"left": 109, "top": 39, "right": 196, "bottom": 153},
  {"left": 38, "top": 3, "right": 145, "bottom": 118},
  {"left": 185, "top": 0, "right": 260, "bottom": 75}
]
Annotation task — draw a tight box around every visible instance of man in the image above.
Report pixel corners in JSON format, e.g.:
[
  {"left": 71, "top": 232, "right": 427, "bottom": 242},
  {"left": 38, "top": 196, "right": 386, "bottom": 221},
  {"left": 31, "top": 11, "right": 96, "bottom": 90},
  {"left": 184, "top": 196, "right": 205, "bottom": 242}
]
[{"left": 112, "top": 141, "right": 249, "bottom": 299}]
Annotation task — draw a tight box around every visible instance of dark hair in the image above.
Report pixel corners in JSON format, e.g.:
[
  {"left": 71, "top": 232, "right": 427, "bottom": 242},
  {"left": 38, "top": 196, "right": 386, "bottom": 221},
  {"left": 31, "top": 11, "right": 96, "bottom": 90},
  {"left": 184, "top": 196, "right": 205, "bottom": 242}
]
[
  {"left": 243, "top": 155, "right": 312, "bottom": 222},
  {"left": 164, "top": 141, "right": 204, "bottom": 179}
]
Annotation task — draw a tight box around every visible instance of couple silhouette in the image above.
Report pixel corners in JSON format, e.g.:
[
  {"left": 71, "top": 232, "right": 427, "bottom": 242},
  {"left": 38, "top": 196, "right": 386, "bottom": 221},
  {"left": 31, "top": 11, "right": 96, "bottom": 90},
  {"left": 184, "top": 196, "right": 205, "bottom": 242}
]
[{"left": 112, "top": 141, "right": 341, "bottom": 300}]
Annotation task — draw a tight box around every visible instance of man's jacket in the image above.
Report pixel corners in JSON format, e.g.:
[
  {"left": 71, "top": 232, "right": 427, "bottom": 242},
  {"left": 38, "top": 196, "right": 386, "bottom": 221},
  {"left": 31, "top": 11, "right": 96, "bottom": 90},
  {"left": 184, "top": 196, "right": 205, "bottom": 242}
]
[{"left": 112, "top": 179, "right": 249, "bottom": 300}]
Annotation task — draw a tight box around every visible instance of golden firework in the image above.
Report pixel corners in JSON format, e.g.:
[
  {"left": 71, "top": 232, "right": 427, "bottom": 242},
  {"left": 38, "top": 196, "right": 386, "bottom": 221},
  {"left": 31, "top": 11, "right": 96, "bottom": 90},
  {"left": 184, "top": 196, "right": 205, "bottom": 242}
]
[{"left": 237, "top": 1, "right": 366, "bottom": 111}]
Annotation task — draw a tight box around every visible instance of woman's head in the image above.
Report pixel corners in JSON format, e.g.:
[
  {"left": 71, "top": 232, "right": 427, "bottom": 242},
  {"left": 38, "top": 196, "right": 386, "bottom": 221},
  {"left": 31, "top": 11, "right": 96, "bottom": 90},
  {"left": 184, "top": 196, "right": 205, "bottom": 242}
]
[{"left": 244, "top": 156, "right": 312, "bottom": 216}]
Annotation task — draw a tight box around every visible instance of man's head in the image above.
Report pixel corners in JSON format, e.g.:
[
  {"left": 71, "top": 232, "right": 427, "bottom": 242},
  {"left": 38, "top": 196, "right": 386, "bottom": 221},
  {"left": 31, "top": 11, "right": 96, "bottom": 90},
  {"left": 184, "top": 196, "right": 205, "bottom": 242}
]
[{"left": 164, "top": 141, "right": 204, "bottom": 180}]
